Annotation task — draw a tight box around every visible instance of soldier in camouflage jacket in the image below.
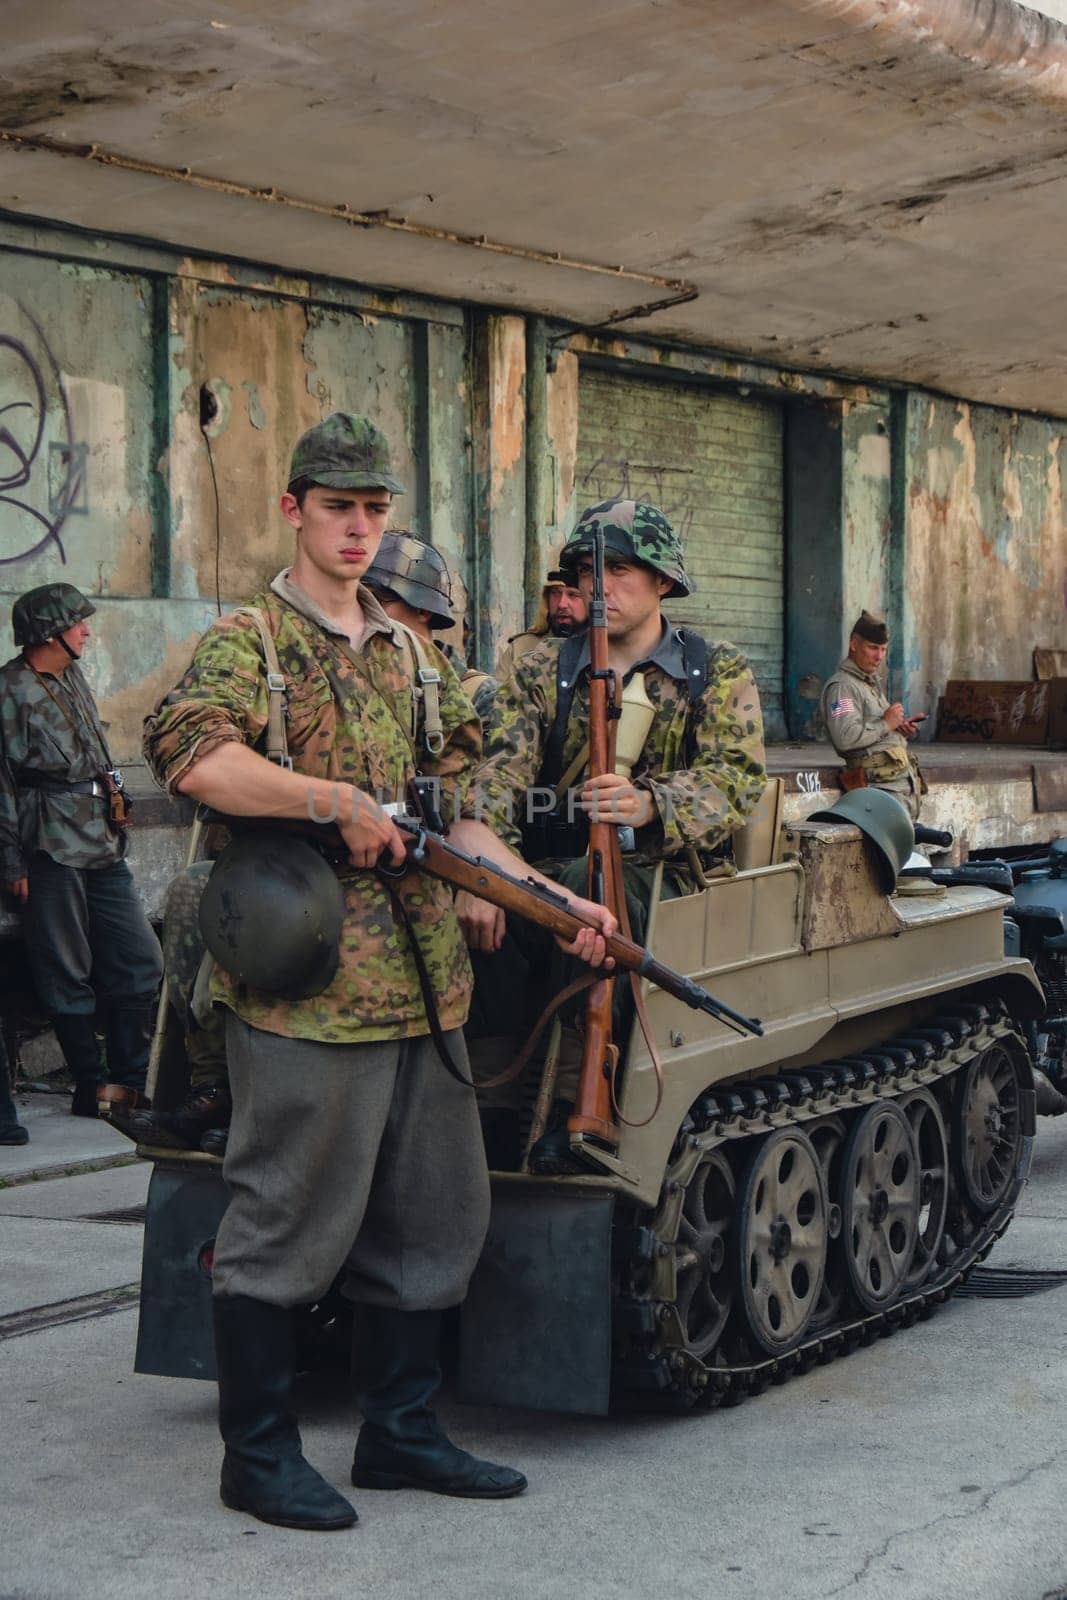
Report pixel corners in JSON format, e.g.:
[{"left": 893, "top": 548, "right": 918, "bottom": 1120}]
[
  {"left": 450, "top": 499, "right": 767, "bottom": 1165},
  {"left": 140, "top": 414, "right": 613, "bottom": 1531},
  {"left": 0, "top": 583, "right": 163, "bottom": 1122}
]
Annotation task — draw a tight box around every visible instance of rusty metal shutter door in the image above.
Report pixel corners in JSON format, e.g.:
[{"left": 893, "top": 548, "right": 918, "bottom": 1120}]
[{"left": 575, "top": 366, "right": 785, "bottom": 737}]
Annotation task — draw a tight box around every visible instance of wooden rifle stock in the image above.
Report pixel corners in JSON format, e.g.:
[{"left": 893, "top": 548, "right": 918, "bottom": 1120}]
[
  {"left": 570, "top": 526, "right": 626, "bottom": 1147},
  {"left": 205, "top": 809, "right": 763, "bottom": 1043},
  {"left": 388, "top": 820, "right": 762, "bottom": 1038}
]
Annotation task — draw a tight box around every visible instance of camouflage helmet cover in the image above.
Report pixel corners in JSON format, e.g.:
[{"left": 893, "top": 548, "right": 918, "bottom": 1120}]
[
  {"left": 559, "top": 499, "right": 692, "bottom": 598},
  {"left": 288, "top": 411, "right": 406, "bottom": 496},
  {"left": 12, "top": 583, "right": 96, "bottom": 647},
  {"left": 362, "top": 530, "right": 456, "bottom": 629}
]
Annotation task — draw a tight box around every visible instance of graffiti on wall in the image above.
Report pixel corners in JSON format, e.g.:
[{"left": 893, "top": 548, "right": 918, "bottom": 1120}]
[{"left": 0, "top": 300, "right": 87, "bottom": 567}]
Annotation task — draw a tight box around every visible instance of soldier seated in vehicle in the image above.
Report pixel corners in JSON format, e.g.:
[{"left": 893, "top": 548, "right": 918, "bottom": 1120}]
[
  {"left": 362, "top": 530, "right": 498, "bottom": 731},
  {"left": 821, "top": 610, "right": 927, "bottom": 820},
  {"left": 448, "top": 498, "right": 767, "bottom": 1167},
  {"left": 494, "top": 566, "right": 588, "bottom": 682}
]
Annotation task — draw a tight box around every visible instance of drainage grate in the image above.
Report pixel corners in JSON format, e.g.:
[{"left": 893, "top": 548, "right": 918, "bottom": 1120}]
[
  {"left": 956, "top": 1266, "right": 1067, "bottom": 1299},
  {"left": 79, "top": 1204, "right": 147, "bottom": 1226}
]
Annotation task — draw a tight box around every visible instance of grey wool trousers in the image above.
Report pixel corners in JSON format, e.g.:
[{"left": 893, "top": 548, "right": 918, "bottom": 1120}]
[{"left": 211, "top": 1013, "right": 491, "bottom": 1309}]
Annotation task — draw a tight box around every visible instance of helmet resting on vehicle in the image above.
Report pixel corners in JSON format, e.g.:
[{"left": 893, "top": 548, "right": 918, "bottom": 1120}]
[{"left": 809, "top": 789, "right": 916, "bottom": 892}]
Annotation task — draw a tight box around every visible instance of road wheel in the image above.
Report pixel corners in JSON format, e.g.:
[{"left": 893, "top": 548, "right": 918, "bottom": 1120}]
[
  {"left": 736, "top": 1127, "right": 828, "bottom": 1355},
  {"left": 841, "top": 1102, "right": 920, "bottom": 1312}
]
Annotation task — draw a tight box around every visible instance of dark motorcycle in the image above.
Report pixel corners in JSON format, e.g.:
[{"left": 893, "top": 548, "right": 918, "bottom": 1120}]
[{"left": 903, "top": 836, "right": 1067, "bottom": 1115}]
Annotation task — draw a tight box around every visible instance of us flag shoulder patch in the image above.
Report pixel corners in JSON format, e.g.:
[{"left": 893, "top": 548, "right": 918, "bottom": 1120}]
[{"left": 829, "top": 696, "right": 855, "bottom": 717}]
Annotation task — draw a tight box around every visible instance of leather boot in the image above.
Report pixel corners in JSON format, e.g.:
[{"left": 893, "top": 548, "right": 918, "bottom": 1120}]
[
  {"left": 351, "top": 1307, "right": 527, "bottom": 1499},
  {"left": 131, "top": 1083, "right": 232, "bottom": 1150},
  {"left": 50, "top": 1014, "right": 103, "bottom": 1117},
  {"left": 214, "top": 1294, "right": 357, "bottom": 1531}
]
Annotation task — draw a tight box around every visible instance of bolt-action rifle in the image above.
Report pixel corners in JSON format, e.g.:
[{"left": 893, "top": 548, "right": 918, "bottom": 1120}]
[
  {"left": 205, "top": 799, "right": 763, "bottom": 1042},
  {"left": 386, "top": 805, "right": 763, "bottom": 1041},
  {"left": 565, "top": 524, "right": 630, "bottom": 1149}
]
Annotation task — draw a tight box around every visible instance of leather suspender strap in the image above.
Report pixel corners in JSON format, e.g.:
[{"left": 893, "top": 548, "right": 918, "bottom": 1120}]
[
  {"left": 233, "top": 607, "right": 292, "bottom": 769},
  {"left": 237, "top": 606, "right": 443, "bottom": 769},
  {"left": 397, "top": 622, "right": 445, "bottom": 756},
  {"left": 26, "top": 663, "right": 114, "bottom": 773},
  {"left": 538, "top": 628, "right": 709, "bottom": 792},
  {"left": 536, "top": 633, "right": 586, "bottom": 792}
]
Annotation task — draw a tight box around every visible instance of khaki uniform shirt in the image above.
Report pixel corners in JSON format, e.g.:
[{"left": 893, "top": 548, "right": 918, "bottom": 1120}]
[
  {"left": 0, "top": 655, "right": 123, "bottom": 879},
  {"left": 494, "top": 628, "right": 553, "bottom": 684},
  {"left": 820, "top": 656, "right": 912, "bottom": 781},
  {"left": 467, "top": 624, "right": 767, "bottom": 865},
  {"left": 143, "top": 572, "right": 482, "bottom": 1045}
]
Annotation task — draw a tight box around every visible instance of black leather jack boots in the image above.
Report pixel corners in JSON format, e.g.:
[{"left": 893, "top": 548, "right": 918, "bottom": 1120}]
[
  {"left": 214, "top": 1295, "right": 357, "bottom": 1531},
  {"left": 50, "top": 1013, "right": 103, "bottom": 1116},
  {"left": 351, "top": 1307, "right": 527, "bottom": 1499}
]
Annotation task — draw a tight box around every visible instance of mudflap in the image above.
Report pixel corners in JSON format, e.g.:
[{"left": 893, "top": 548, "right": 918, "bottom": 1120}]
[
  {"left": 135, "top": 1161, "right": 228, "bottom": 1381},
  {"left": 459, "top": 1178, "right": 615, "bottom": 1416}
]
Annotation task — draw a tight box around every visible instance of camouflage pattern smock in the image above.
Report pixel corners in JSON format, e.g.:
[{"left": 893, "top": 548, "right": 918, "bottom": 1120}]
[
  {"left": 0, "top": 655, "right": 124, "bottom": 881},
  {"left": 144, "top": 572, "right": 482, "bottom": 1045},
  {"left": 467, "top": 625, "right": 767, "bottom": 865}
]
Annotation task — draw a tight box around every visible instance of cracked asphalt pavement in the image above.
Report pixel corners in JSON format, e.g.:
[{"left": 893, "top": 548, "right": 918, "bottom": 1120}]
[{"left": 2, "top": 1105, "right": 1067, "bottom": 1600}]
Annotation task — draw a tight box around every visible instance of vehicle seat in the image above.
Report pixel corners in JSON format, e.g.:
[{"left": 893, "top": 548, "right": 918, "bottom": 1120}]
[{"left": 733, "top": 777, "right": 785, "bottom": 872}]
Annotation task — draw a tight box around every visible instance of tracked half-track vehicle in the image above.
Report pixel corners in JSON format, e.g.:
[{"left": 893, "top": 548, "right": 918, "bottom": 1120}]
[{"left": 135, "top": 802, "right": 1042, "bottom": 1414}]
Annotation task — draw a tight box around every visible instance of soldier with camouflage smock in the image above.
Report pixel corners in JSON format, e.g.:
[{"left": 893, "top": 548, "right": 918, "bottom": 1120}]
[
  {"left": 0, "top": 584, "right": 163, "bottom": 1123},
  {"left": 820, "top": 610, "right": 926, "bottom": 821},
  {"left": 143, "top": 413, "right": 613, "bottom": 1534},
  {"left": 449, "top": 498, "right": 766, "bottom": 1166},
  {"left": 363, "top": 530, "right": 498, "bottom": 730}
]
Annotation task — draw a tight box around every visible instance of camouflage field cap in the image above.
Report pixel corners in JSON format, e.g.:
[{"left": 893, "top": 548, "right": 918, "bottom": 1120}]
[
  {"left": 560, "top": 498, "right": 692, "bottom": 598},
  {"left": 12, "top": 583, "right": 96, "bottom": 647},
  {"left": 363, "top": 530, "right": 455, "bottom": 629},
  {"left": 288, "top": 412, "right": 406, "bottom": 495}
]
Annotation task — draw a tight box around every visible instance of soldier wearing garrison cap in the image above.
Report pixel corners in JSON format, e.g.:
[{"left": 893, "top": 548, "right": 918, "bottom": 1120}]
[
  {"left": 450, "top": 497, "right": 767, "bottom": 1170},
  {"left": 820, "top": 609, "right": 927, "bottom": 819},
  {"left": 0, "top": 583, "right": 163, "bottom": 1135},
  {"left": 143, "top": 411, "right": 616, "bottom": 1531}
]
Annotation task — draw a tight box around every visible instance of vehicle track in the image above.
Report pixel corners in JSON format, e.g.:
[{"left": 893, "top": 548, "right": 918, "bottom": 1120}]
[{"left": 612, "top": 1000, "right": 1035, "bottom": 1409}]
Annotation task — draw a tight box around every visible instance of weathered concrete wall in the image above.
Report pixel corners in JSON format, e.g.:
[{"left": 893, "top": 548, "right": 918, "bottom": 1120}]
[
  {"left": 1, "top": 235, "right": 473, "bottom": 761},
  {"left": 470, "top": 313, "right": 526, "bottom": 664},
  {"left": 3, "top": 218, "right": 1066, "bottom": 800},
  {"left": 901, "top": 394, "right": 1067, "bottom": 731}
]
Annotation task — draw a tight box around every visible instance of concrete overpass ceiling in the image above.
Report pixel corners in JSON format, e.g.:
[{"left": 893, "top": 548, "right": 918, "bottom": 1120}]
[{"left": 1, "top": 0, "right": 1065, "bottom": 413}]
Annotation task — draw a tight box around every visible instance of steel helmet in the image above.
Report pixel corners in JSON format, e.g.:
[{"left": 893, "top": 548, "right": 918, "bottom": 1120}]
[
  {"left": 12, "top": 583, "right": 96, "bottom": 647},
  {"left": 363, "top": 530, "right": 456, "bottom": 629},
  {"left": 559, "top": 499, "right": 692, "bottom": 598},
  {"left": 198, "top": 831, "right": 345, "bottom": 1000},
  {"left": 809, "top": 790, "right": 916, "bottom": 892}
]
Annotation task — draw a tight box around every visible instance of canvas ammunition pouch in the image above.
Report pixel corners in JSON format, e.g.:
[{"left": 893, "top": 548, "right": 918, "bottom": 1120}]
[{"left": 521, "top": 629, "right": 708, "bottom": 865}]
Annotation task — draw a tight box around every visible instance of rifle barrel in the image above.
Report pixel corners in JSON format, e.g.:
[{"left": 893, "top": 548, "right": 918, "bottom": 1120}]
[{"left": 394, "top": 818, "right": 763, "bottom": 1039}]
